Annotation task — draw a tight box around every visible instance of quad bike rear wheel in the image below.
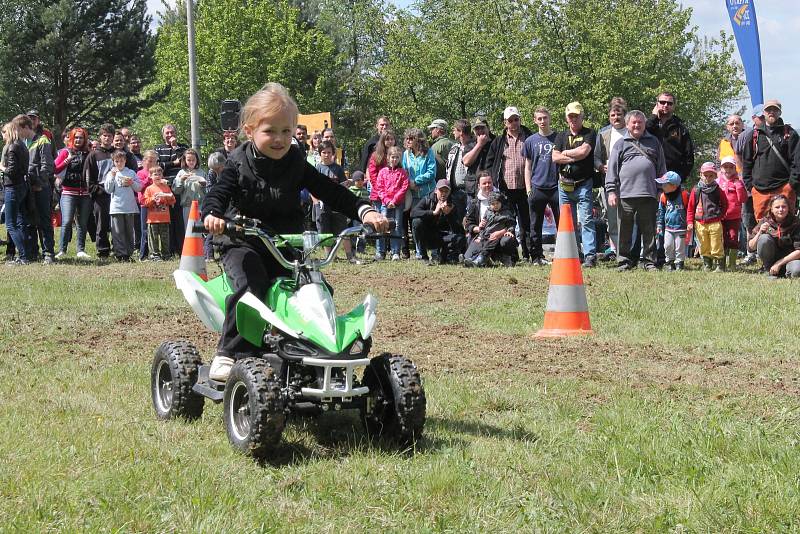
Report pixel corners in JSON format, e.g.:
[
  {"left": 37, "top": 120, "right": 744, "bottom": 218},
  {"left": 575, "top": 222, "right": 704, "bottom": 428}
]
[
  {"left": 361, "top": 353, "right": 426, "bottom": 446},
  {"left": 151, "top": 340, "right": 205, "bottom": 420},
  {"left": 223, "top": 358, "right": 286, "bottom": 459}
]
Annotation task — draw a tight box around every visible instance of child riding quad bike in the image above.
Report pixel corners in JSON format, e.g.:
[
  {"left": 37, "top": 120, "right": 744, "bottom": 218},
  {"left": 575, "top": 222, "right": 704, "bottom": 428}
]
[{"left": 150, "top": 216, "right": 426, "bottom": 459}]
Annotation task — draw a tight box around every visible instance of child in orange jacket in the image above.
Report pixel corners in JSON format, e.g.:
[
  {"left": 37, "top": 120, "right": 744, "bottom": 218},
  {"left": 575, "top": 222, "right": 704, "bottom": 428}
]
[{"left": 143, "top": 166, "right": 175, "bottom": 261}]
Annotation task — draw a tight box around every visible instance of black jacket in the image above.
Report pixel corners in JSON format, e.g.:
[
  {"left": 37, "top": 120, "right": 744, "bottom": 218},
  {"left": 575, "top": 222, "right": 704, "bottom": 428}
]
[
  {"left": 3, "top": 140, "right": 29, "bottom": 187},
  {"left": 410, "top": 191, "right": 464, "bottom": 235},
  {"left": 741, "top": 119, "right": 800, "bottom": 193},
  {"left": 83, "top": 146, "right": 114, "bottom": 198},
  {"left": 358, "top": 134, "right": 380, "bottom": 173},
  {"left": 484, "top": 126, "right": 533, "bottom": 189},
  {"left": 202, "top": 142, "right": 370, "bottom": 247},
  {"left": 646, "top": 114, "right": 694, "bottom": 180}
]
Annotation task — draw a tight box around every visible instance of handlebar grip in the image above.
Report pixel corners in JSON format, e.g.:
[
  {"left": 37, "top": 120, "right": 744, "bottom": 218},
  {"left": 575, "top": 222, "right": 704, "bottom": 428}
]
[{"left": 191, "top": 222, "right": 206, "bottom": 234}]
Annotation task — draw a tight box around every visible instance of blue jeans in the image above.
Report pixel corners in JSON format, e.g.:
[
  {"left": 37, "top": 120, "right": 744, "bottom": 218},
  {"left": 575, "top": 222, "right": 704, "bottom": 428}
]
[
  {"left": 59, "top": 194, "right": 91, "bottom": 253},
  {"left": 558, "top": 179, "right": 596, "bottom": 258},
  {"left": 380, "top": 205, "right": 404, "bottom": 255},
  {"left": 4, "top": 183, "right": 29, "bottom": 261},
  {"left": 27, "top": 184, "right": 55, "bottom": 258}
]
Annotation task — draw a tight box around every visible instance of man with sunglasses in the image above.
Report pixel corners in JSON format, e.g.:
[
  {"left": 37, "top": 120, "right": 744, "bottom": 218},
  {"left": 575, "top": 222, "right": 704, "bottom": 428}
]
[{"left": 646, "top": 92, "right": 694, "bottom": 182}]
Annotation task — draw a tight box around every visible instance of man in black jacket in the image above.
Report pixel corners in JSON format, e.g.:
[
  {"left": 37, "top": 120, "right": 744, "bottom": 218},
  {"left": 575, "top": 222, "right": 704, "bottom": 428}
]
[
  {"left": 358, "top": 116, "right": 391, "bottom": 172},
  {"left": 741, "top": 99, "right": 800, "bottom": 220},
  {"left": 410, "top": 179, "right": 466, "bottom": 265},
  {"left": 484, "top": 106, "right": 533, "bottom": 260},
  {"left": 646, "top": 91, "right": 695, "bottom": 181}
]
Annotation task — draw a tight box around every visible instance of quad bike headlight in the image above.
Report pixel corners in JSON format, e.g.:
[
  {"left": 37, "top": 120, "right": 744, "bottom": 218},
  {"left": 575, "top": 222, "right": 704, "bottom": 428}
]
[{"left": 349, "top": 339, "right": 364, "bottom": 356}]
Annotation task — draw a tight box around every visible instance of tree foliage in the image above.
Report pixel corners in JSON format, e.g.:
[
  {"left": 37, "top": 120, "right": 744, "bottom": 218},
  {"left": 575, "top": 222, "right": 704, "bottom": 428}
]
[
  {"left": 0, "top": 0, "right": 157, "bottom": 142},
  {"left": 133, "top": 0, "right": 337, "bottom": 153},
  {"left": 378, "top": 0, "right": 743, "bottom": 152}
]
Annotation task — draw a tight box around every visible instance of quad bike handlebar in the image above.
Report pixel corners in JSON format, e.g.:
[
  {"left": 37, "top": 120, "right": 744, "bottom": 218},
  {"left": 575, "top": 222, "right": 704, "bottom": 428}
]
[{"left": 192, "top": 216, "right": 396, "bottom": 272}]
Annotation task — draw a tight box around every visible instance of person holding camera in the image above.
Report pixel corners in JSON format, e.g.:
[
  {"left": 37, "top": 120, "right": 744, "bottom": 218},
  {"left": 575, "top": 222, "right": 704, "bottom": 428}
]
[{"left": 552, "top": 102, "right": 599, "bottom": 267}]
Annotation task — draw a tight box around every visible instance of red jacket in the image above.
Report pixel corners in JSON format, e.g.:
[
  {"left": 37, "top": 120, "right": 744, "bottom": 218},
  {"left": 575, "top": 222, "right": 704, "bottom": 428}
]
[
  {"left": 375, "top": 166, "right": 409, "bottom": 208},
  {"left": 687, "top": 182, "right": 728, "bottom": 226},
  {"left": 716, "top": 173, "right": 747, "bottom": 221},
  {"left": 375, "top": 167, "right": 408, "bottom": 206}
]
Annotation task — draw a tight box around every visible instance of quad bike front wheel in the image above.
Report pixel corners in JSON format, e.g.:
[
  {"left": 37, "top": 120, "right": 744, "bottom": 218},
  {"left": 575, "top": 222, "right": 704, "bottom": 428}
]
[
  {"left": 361, "top": 353, "right": 426, "bottom": 446},
  {"left": 223, "top": 358, "right": 286, "bottom": 459},
  {"left": 151, "top": 340, "right": 205, "bottom": 420}
]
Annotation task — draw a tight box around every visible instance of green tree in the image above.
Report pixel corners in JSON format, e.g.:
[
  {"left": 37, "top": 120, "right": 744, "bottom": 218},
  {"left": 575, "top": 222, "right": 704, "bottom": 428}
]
[
  {"left": 134, "top": 0, "right": 337, "bottom": 154},
  {"left": 0, "top": 0, "right": 157, "bottom": 143},
  {"left": 377, "top": 0, "right": 743, "bottom": 150}
]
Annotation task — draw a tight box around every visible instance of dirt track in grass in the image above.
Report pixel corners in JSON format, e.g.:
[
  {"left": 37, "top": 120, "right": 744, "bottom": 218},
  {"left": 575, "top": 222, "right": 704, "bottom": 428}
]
[{"left": 55, "top": 262, "right": 800, "bottom": 400}]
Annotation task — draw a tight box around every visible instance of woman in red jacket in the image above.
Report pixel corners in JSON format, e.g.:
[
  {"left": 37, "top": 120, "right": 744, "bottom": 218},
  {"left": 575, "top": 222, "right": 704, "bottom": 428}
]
[{"left": 54, "top": 127, "right": 92, "bottom": 259}]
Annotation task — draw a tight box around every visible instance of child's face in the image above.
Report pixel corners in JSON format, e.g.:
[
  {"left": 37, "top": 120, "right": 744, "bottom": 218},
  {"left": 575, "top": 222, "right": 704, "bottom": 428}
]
[
  {"left": 185, "top": 152, "right": 198, "bottom": 169},
  {"left": 244, "top": 109, "right": 295, "bottom": 160},
  {"left": 388, "top": 152, "right": 400, "bottom": 168},
  {"left": 721, "top": 163, "right": 736, "bottom": 178},
  {"left": 354, "top": 178, "right": 364, "bottom": 188},
  {"left": 701, "top": 171, "right": 716, "bottom": 184},
  {"left": 662, "top": 183, "right": 677, "bottom": 193},
  {"left": 489, "top": 200, "right": 501, "bottom": 212},
  {"left": 320, "top": 148, "right": 335, "bottom": 165},
  {"left": 112, "top": 156, "right": 126, "bottom": 170},
  {"left": 150, "top": 170, "right": 164, "bottom": 183}
]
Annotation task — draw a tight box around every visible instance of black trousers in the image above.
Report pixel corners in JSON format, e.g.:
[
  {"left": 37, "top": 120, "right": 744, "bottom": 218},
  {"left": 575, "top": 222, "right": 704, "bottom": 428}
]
[
  {"left": 93, "top": 193, "right": 111, "bottom": 257},
  {"left": 617, "top": 197, "right": 657, "bottom": 267},
  {"left": 503, "top": 187, "right": 531, "bottom": 259},
  {"left": 411, "top": 218, "right": 466, "bottom": 262},
  {"left": 168, "top": 193, "right": 185, "bottom": 256},
  {"left": 464, "top": 235, "right": 518, "bottom": 261},
  {"left": 218, "top": 240, "right": 293, "bottom": 358},
  {"left": 527, "top": 186, "right": 559, "bottom": 260}
]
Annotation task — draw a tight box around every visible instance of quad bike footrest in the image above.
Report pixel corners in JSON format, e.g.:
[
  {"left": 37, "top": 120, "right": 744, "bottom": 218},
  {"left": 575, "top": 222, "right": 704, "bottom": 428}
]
[{"left": 300, "top": 357, "right": 370, "bottom": 399}]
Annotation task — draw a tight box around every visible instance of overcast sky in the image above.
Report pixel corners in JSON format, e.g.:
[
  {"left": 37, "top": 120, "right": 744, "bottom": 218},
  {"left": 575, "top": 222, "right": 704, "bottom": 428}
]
[{"left": 146, "top": 0, "right": 796, "bottom": 125}]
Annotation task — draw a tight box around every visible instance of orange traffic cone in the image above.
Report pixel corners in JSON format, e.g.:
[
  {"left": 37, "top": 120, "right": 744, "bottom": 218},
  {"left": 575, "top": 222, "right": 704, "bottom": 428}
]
[
  {"left": 178, "top": 200, "right": 207, "bottom": 280},
  {"left": 535, "top": 205, "right": 592, "bottom": 337}
]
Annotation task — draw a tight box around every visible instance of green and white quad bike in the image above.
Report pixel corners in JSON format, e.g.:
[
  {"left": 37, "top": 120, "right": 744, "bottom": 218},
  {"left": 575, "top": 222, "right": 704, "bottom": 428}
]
[{"left": 150, "top": 216, "right": 426, "bottom": 459}]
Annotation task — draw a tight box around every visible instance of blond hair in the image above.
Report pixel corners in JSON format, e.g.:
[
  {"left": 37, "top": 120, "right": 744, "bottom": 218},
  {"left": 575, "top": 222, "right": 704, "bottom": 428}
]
[
  {"left": 2, "top": 122, "right": 18, "bottom": 144},
  {"left": 239, "top": 82, "right": 299, "bottom": 132}
]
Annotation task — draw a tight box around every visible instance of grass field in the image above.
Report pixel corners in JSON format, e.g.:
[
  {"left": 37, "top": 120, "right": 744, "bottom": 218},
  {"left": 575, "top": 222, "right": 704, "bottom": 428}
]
[{"left": 1, "top": 247, "right": 799, "bottom": 532}]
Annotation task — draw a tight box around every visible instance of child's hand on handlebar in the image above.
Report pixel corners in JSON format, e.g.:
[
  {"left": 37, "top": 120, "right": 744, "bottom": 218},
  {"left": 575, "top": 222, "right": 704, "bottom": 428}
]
[
  {"left": 362, "top": 211, "right": 389, "bottom": 233},
  {"left": 204, "top": 214, "right": 227, "bottom": 235}
]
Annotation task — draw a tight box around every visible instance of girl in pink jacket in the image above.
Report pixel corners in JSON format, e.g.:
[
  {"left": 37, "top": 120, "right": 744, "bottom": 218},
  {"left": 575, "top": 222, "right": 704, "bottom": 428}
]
[
  {"left": 717, "top": 155, "right": 748, "bottom": 270},
  {"left": 375, "top": 146, "right": 409, "bottom": 260}
]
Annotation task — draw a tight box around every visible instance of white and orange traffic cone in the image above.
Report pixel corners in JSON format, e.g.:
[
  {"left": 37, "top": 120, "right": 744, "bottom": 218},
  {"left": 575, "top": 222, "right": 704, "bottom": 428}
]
[
  {"left": 178, "top": 200, "right": 207, "bottom": 280},
  {"left": 535, "top": 205, "right": 593, "bottom": 337}
]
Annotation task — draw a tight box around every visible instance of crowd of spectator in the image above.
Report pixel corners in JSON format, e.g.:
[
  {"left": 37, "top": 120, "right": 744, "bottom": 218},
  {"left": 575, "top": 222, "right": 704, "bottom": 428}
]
[{"left": 1, "top": 93, "right": 798, "bottom": 277}]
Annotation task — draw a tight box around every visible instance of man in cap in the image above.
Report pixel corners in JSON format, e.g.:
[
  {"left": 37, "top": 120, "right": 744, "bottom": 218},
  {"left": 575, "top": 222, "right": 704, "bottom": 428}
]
[
  {"left": 485, "top": 106, "right": 533, "bottom": 260},
  {"left": 428, "top": 119, "right": 455, "bottom": 183},
  {"left": 25, "top": 109, "right": 56, "bottom": 263},
  {"left": 410, "top": 179, "right": 466, "bottom": 265},
  {"left": 741, "top": 99, "right": 800, "bottom": 221},
  {"left": 552, "top": 101, "right": 599, "bottom": 267}
]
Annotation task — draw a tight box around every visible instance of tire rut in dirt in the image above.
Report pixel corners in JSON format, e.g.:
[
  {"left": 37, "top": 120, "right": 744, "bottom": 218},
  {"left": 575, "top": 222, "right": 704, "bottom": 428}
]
[
  {"left": 151, "top": 340, "right": 205, "bottom": 420},
  {"left": 361, "top": 352, "right": 426, "bottom": 446},
  {"left": 223, "top": 358, "right": 286, "bottom": 459}
]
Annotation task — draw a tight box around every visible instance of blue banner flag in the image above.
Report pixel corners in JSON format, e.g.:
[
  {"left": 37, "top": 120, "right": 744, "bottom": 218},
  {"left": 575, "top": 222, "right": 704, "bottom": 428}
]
[{"left": 726, "top": 0, "right": 764, "bottom": 106}]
